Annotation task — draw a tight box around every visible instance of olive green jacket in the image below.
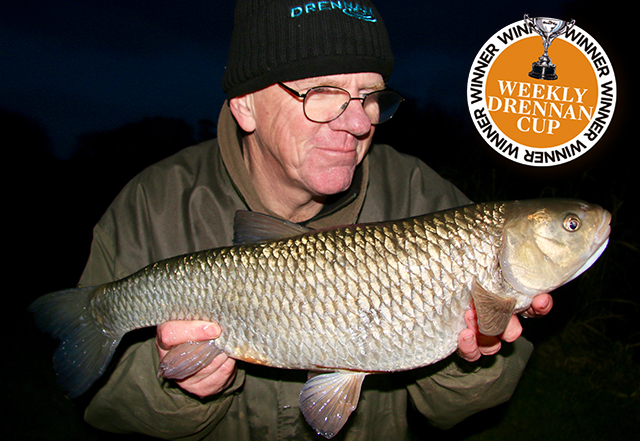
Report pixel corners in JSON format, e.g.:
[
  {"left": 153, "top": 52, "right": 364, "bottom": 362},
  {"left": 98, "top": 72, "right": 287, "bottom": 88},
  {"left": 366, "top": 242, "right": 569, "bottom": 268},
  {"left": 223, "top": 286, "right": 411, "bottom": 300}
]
[{"left": 81, "top": 102, "right": 533, "bottom": 440}]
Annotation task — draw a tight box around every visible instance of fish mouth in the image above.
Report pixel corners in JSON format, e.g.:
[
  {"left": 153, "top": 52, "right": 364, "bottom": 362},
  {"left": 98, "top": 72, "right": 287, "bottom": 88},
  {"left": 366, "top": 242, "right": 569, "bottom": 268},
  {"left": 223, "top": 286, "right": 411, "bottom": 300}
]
[
  {"left": 595, "top": 209, "right": 612, "bottom": 245},
  {"left": 566, "top": 208, "right": 612, "bottom": 284}
]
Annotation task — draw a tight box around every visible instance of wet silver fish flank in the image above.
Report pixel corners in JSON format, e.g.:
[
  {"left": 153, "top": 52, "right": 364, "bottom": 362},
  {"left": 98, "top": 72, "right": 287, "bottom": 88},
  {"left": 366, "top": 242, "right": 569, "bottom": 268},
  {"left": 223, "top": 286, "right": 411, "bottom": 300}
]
[{"left": 30, "top": 199, "right": 611, "bottom": 438}]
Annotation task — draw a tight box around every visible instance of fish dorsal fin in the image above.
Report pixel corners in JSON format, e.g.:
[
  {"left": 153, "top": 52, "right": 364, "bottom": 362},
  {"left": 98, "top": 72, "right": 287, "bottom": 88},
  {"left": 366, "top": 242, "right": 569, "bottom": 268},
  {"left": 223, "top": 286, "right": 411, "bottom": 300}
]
[
  {"left": 470, "top": 281, "right": 517, "bottom": 336},
  {"left": 299, "top": 371, "right": 367, "bottom": 439},
  {"left": 233, "top": 210, "right": 312, "bottom": 245}
]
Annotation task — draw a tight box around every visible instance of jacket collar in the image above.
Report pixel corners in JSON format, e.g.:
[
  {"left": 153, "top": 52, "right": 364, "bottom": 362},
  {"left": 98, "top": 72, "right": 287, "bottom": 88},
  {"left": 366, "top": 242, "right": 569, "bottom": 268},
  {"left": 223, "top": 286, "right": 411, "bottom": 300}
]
[{"left": 217, "top": 101, "right": 369, "bottom": 229}]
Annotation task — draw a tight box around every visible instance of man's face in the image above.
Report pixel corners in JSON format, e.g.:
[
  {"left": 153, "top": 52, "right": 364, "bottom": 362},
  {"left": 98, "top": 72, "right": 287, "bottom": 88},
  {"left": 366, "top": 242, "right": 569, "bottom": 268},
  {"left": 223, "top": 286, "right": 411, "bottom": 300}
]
[{"left": 237, "top": 72, "right": 384, "bottom": 198}]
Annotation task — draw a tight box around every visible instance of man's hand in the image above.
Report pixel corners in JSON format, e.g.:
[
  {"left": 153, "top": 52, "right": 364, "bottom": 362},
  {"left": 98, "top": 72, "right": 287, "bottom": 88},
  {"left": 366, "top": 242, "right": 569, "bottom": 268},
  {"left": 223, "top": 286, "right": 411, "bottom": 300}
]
[
  {"left": 457, "top": 294, "right": 553, "bottom": 362},
  {"left": 156, "top": 320, "right": 237, "bottom": 398}
]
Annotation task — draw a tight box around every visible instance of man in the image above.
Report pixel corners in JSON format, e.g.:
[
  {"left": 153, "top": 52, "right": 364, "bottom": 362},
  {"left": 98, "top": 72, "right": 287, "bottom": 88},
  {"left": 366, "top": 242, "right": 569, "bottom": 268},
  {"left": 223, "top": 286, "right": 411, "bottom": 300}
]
[{"left": 81, "top": 1, "right": 552, "bottom": 439}]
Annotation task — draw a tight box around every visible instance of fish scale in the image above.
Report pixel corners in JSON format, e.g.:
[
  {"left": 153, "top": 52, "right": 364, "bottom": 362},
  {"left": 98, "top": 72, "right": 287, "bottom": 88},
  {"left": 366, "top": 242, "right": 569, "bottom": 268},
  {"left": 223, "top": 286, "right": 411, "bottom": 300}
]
[{"left": 99, "top": 202, "right": 501, "bottom": 372}]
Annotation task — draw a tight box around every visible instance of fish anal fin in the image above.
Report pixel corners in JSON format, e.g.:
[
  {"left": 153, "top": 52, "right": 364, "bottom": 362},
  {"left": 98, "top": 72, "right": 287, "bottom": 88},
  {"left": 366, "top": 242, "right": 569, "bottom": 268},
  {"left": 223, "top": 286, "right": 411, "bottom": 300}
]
[
  {"left": 299, "top": 371, "right": 367, "bottom": 439},
  {"left": 471, "top": 281, "right": 517, "bottom": 336},
  {"left": 158, "top": 340, "right": 223, "bottom": 380},
  {"left": 233, "top": 210, "right": 312, "bottom": 245}
]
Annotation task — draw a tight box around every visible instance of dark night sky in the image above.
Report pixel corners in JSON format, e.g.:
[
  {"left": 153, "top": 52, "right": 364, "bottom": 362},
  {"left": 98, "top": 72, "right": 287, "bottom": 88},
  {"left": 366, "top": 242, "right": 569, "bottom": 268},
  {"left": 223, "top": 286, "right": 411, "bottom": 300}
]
[{"left": 2, "top": 0, "right": 617, "bottom": 159}]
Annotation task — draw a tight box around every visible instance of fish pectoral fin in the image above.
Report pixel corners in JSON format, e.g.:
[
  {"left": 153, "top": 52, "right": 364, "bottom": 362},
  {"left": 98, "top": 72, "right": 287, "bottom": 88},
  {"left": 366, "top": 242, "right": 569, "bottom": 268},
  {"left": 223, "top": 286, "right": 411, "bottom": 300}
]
[
  {"left": 158, "top": 340, "right": 223, "bottom": 380},
  {"left": 299, "top": 371, "right": 367, "bottom": 439},
  {"left": 471, "top": 281, "right": 517, "bottom": 336}
]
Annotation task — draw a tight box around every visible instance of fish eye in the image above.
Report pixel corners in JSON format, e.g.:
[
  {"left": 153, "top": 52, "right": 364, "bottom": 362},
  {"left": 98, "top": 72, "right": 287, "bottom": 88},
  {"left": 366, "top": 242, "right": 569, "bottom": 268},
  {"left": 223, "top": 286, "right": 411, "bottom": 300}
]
[{"left": 563, "top": 214, "right": 581, "bottom": 232}]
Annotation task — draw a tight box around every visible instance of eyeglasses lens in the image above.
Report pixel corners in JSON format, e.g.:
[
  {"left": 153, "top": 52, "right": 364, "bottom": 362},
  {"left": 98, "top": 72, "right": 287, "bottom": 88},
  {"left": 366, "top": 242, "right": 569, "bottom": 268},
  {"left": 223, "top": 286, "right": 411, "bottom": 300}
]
[
  {"left": 303, "top": 87, "right": 402, "bottom": 124},
  {"left": 304, "top": 88, "right": 350, "bottom": 123}
]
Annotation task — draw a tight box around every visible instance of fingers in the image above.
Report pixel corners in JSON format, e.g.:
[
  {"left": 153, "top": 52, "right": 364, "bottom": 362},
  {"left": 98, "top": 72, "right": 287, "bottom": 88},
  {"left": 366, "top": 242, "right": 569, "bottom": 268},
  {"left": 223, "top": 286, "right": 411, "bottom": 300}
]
[
  {"left": 155, "top": 320, "right": 235, "bottom": 398},
  {"left": 174, "top": 354, "right": 238, "bottom": 398},
  {"left": 459, "top": 294, "right": 553, "bottom": 362},
  {"left": 458, "top": 308, "right": 523, "bottom": 362},
  {"left": 458, "top": 329, "right": 482, "bottom": 362},
  {"left": 156, "top": 320, "right": 222, "bottom": 351},
  {"left": 458, "top": 309, "right": 502, "bottom": 362},
  {"left": 501, "top": 314, "right": 523, "bottom": 343},
  {"left": 521, "top": 294, "right": 553, "bottom": 318},
  {"left": 180, "top": 350, "right": 236, "bottom": 392}
]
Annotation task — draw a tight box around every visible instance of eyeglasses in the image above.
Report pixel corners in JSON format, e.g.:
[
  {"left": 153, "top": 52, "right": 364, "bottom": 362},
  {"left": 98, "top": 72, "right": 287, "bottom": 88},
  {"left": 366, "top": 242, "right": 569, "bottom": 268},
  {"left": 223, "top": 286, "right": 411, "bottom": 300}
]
[{"left": 277, "top": 82, "right": 404, "bottom": 124}]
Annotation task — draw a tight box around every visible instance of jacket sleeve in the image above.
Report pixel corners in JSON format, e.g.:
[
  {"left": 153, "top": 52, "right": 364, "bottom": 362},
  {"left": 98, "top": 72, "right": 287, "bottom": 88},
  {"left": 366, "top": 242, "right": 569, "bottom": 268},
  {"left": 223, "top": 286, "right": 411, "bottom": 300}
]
[{"left": 406, "top": 337, "right": 533, "bottom": 429}]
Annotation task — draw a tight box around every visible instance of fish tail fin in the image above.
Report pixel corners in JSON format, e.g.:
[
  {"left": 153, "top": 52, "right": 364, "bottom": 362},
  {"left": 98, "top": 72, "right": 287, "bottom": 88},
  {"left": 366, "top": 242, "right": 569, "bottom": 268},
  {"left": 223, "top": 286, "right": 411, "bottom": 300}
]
[{"left": 29, "top": 286, "right": 122, "bottom": 398}]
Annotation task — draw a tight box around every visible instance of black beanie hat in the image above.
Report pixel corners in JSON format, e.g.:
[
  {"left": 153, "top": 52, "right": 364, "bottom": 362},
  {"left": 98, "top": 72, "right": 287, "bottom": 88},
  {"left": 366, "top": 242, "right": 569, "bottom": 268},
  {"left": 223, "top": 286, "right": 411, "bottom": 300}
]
[{"left": 222, "top": 0, "right": 394, "bottom": 99}]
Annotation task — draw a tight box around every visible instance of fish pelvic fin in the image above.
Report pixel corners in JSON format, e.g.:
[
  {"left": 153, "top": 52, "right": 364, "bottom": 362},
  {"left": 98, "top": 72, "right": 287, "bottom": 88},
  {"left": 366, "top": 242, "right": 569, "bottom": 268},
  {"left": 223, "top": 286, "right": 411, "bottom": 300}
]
[
  {"left": 299, "top": 371, "right": 367, "bottom": 439},
  {"left": 158, "top": 340, "right": 224, "bottom": 380},
  {"left": 471, "top": 281, "right": 517, "bottom": 336},
  {"left": 29, "top": 286, "right": 122, "bottom": 398}
]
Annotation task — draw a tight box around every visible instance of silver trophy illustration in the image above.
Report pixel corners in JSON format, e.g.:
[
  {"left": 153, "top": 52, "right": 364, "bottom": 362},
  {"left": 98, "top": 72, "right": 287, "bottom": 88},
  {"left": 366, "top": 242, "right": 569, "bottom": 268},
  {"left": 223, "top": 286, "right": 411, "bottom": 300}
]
[{"left": 525, "top": 14, "right": 575, "bottom": 80}]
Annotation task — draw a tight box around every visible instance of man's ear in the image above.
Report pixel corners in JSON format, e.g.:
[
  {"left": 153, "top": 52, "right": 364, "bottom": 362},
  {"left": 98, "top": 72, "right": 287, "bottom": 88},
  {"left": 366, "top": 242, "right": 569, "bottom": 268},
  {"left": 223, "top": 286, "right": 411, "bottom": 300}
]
[{"left": 229, "top": 95, "right": 256, "bottom": 133}]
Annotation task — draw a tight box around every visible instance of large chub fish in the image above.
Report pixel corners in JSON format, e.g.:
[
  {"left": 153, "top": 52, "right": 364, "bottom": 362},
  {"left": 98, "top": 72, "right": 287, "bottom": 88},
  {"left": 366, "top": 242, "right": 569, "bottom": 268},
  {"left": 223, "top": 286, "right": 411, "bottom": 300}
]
[{"left": 30, "top": 199, "right": 611, "bottom": 438}]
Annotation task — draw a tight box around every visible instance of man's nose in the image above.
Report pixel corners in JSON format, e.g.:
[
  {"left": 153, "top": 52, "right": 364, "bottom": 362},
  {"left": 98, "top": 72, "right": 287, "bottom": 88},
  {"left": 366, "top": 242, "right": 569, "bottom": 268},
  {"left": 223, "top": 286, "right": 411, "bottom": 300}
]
[{"left": 328, "top": 99, "right": 372, "bottom": 136}]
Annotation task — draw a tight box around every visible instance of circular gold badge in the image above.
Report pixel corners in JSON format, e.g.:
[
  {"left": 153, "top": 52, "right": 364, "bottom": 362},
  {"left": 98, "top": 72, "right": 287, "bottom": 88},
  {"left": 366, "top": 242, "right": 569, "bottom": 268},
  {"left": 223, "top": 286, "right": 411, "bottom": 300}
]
[{"left": 467, "top": 17, "right": 616, "bottom": 166}]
